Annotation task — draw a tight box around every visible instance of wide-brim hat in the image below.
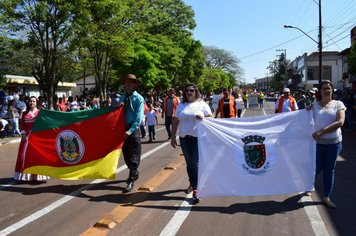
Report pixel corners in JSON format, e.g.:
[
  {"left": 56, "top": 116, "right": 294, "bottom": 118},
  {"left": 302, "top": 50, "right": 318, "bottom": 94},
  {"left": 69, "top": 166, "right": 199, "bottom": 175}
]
[{"left": 119, "top": 74, "right": 142, "bottom": 86}]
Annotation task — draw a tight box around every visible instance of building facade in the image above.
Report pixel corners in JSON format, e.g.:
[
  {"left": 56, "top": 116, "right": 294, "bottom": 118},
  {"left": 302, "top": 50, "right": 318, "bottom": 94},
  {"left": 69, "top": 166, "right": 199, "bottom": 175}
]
[{"left": 5, "top": 75, "right": 76, "bottom": 98}]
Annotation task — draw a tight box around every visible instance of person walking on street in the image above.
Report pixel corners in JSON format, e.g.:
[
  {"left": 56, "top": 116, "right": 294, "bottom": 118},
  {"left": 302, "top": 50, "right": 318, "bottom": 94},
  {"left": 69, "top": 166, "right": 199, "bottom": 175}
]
[
  {"left": 306, "top": 80, "right": 346, "bottom": 209},
  {"left": 275, "top": 88, "right": 298, "bottom": 113},
  {"left": 14, "top": 96, "right": 50, "bottom": 181},
  {"left": 146, "top": 103, "right": 158, "bottom": 142},
  {"left": 296, "top": 89, "right": 307, "bottom": 110},
  {"left": 171, "top": 83, "right": 213, "bottom": 203},
  {"left": 215, "top": 88, "right": 236, "bottom": 118},
  {"left": 243, "top": 91, "right": 248, "bottom": 109},
  {"left": 162, "top": 88, "right": 180, "bottom": 140},
  {"left": 258, "top": 91, "right": 264, "bottom": 108},
  {"left": 234, "top": 93, "right": 244, "bottom": 118},
  {"left": 118, "top": 74, "right": 144, "bottom": 192}
]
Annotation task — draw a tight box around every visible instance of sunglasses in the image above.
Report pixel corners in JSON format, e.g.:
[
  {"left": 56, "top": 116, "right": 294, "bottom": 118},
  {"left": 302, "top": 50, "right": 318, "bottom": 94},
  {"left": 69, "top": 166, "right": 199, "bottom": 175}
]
[{"left": 185, "top": 89, "right": 195, "bottom": 93}]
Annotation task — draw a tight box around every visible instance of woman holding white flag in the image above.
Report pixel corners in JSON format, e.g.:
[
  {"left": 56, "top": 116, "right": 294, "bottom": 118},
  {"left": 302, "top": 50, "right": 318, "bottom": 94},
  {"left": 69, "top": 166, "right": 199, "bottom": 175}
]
[
  {"left": 171, "top": 83, "right": 213, "bottom": 203},
  {"left": 307, "top": 80, "right": 346, "bottom": 208}
]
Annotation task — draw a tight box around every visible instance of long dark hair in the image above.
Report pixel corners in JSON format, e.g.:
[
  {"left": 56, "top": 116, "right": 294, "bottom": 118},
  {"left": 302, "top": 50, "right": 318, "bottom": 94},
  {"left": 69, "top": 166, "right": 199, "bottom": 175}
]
[
  {"left": 317, "top": 80, "right": 335, "bottom": 100},
  {"left": 182, "top": 83, "right": 201, "bottom": 103},
  {"left": 24, "top": 96, "right": 38, "bottom": 116}
]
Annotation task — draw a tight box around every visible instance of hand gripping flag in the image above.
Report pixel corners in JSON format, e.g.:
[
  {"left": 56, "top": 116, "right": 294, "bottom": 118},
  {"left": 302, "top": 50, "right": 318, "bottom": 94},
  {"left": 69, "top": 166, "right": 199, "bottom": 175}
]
[
  {"left": 197, "top": 110, "right": 316, "bottom": 197},
  {"left": 22, "top": 107, "right": 125, "bottom": 180}
]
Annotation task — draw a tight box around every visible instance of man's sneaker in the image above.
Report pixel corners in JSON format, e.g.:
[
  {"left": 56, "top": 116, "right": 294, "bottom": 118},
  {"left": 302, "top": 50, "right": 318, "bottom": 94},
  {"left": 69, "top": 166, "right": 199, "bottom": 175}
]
[
  {"left": 192, "top": 190, "right": 201, "bottom": 203},
  {"left": 153, "top": 135, "right": 156, "bottom": 140},
  {"left": 185, "top": 183, "right": 193, "bottom": 194}
]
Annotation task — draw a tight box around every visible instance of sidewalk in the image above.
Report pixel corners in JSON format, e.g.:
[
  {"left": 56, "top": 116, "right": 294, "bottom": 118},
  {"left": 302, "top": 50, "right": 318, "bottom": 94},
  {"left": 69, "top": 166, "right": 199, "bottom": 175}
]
[{"left": 0, "top": 136, "right": 21, "bottom": 146}]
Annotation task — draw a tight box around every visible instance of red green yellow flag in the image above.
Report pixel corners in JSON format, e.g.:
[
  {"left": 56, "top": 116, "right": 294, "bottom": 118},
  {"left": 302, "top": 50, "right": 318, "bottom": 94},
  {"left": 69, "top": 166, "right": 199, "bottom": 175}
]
[{"left": 23, "top": 107, "right": 125, "bottom": 180}]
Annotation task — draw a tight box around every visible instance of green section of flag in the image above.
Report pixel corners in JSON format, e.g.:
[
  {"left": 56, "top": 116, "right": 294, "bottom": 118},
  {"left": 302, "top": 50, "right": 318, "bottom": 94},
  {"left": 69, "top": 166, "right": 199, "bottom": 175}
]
[{"left": 32, "top": 108, "right": 117, "bottom": 133}]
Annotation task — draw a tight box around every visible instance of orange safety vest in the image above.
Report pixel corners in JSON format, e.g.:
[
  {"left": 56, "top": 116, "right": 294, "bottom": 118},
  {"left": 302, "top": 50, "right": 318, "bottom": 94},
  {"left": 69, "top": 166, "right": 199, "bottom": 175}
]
[
  {"left": 277, "top": 96, "right": 296, "bottom": 113},
  {"left": 164, "top": 96, "right": 179, "bottom": 117},
  {"left": 219, "top": 96, "right": 236, "bottom": 118}
]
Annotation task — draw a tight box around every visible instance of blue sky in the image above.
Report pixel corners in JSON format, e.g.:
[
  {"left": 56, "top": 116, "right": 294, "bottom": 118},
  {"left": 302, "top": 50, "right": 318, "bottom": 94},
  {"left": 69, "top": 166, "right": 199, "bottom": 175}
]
[{"left": 183, "top": 0, "right": 356, "bottom": 84}]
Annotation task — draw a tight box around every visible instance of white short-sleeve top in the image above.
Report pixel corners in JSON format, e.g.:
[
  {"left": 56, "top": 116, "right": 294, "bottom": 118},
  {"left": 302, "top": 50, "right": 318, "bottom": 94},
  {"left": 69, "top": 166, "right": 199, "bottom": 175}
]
[
  {"left": 313, "top": 100, "right": 346, "bottom": 144},
  {"left": 175, "top": 101, "right": 211, "bottom": 138}
]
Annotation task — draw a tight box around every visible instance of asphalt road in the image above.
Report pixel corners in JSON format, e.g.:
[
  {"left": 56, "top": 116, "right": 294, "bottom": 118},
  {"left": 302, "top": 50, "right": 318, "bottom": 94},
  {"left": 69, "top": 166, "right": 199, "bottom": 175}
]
[{"left": 0, "top": 98, "right": 355, "bottom": 236}]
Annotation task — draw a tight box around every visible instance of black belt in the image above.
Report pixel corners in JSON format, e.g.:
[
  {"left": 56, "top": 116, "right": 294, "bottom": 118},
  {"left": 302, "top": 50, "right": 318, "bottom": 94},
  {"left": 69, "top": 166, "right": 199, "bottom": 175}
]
[{"left": 183, "top": 135, "right": 196, "bottom": 138}]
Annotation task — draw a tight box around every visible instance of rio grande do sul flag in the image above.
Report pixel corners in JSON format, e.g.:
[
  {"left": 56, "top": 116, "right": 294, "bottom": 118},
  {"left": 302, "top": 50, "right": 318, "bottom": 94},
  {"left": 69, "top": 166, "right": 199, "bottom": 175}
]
[
  {"left": 22, "top": 107, "right": 125, "bottom": 180},
  {"left": 197, "top": 110, "right": 316, "bottom": 197}
]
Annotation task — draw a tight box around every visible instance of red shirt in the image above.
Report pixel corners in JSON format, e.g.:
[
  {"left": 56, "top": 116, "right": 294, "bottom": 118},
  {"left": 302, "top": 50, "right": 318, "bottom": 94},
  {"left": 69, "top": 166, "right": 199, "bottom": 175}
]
[{"left": 58, "top": 102, "right": 67, "bottom": 112}]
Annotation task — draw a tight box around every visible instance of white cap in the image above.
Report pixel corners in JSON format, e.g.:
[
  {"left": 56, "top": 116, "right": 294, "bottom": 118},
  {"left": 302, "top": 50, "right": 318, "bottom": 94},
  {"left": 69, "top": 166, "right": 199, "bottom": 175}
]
[{"left": 283, "top": 88, "right": 290, "bottom": 93}]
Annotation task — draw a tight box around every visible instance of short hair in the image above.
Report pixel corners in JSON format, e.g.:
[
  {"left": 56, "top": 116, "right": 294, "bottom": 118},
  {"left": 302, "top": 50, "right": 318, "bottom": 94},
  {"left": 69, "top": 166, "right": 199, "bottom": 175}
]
[{"left": 168, "top": 88, "right": 175, "bottom": 94}]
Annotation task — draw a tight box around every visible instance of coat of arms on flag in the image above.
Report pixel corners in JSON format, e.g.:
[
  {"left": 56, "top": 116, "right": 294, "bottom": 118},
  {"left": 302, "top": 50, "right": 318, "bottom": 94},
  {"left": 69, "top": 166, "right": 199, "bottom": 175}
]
[{"left": 242, "top": 135, "right": 270, "bottom": 175}]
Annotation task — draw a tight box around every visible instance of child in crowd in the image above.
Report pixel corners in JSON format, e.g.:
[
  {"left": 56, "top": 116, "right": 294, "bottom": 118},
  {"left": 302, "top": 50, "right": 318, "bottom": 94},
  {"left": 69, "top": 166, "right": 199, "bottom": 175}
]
[{"left": 146, "top": 103, "right": 158, "bottom": 142}]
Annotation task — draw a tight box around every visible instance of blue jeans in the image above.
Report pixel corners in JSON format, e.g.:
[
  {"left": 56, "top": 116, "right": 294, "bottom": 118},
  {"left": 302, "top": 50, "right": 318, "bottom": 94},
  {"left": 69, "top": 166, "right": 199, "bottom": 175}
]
[
  {"left": 11, "top": 118, "right": 21, "bottom": 136},
  {"left": 345, "top": 110, "right": 353, "bottom": 130},
  {"left": 148, "top": 125, "right": 155, "bottom": 140},
  {"left": 258, "top": 99, "right": 263, "bottom": 108},
  {"left": 180, "top": 136, "right": 199, "bottom": 190},
  {"left": 316, "top": 142, "right": 342, "bottom": 198},
  {"left": 165, "top": 116, "right": 173, "bottom": 138},
  {"left": 243, "top": 100, "right": 247, "bottom": 108}
]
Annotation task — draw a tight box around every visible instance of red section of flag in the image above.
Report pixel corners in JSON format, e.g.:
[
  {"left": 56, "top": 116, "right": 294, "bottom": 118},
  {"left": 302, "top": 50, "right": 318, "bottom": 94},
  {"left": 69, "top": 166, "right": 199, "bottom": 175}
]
[{"left": 23, "top": 107, "right": 125, "bottom": 169}]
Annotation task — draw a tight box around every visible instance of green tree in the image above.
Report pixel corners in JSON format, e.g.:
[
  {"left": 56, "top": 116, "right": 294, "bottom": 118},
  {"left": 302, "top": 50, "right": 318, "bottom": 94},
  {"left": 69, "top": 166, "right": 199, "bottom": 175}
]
[
  {"left": 203, "top": 46, "right": 243, "bottom": 90},
  {"left": 348, "top": 42, "right": 356, "bottom": 77},
  {"left": 75, "top": 0, "right": 149, "bottom": 104},
  {"left": 1, "top": 0, "right": 80, "bottom": 109},
  {"left": 267, "top": 53, "right": 288, "bottom": 91}
]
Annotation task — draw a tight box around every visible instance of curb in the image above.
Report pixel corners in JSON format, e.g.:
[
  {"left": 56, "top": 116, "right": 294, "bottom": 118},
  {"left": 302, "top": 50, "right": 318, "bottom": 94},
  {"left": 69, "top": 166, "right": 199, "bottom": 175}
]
[{"left": 0, "top": 138, "right": 21, "bottom": 146}]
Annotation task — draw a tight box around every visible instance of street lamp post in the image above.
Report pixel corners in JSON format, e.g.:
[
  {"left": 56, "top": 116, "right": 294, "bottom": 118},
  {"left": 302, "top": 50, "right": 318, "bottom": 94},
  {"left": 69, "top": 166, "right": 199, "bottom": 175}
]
[{"left": 284, "top": 24, "right": 322, "bottom": 84}]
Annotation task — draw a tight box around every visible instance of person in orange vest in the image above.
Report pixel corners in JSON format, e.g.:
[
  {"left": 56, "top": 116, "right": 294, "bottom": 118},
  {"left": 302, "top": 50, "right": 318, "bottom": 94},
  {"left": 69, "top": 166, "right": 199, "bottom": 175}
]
[
  {"left": 215, "top": 88, "right": 236, "bottom": 118},
  {"left": 162, "top": 88, "right": 180, "bottom": 139},
  {"left": 275, "top": 88, "right": 298, "bottom": 113}
]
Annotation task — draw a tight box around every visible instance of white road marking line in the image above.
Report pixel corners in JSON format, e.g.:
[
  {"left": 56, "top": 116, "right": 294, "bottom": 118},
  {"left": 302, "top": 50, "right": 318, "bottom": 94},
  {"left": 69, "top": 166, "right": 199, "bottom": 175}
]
[
  {"left": 300, "top": 194, "right": 330, "bottom": 236},
  {"left": 159, "top": 193, "right": 193, "bottom": 236},
  {"left": 0, "top": 136, "right": 170, "bottom": 236}
]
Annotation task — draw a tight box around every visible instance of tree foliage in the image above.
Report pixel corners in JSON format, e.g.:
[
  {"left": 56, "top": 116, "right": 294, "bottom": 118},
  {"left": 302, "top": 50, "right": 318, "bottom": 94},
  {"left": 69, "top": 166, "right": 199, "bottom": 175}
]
[
  {"left": 0, "top": 0, "right": 81, "bottom": 108},
  {"left": 267, "top": 53, "right": 288, "bottom": 91},
  {"left": 202, "top": 46, "right": 243, "bottom": 91}
]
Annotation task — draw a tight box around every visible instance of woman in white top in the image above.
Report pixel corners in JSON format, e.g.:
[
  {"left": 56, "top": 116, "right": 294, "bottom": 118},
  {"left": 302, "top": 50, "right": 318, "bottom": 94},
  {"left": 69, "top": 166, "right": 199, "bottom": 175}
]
[
  {"left": 234, "top": 92, "right": 244, "bottom": 118},
  {"left": 306, "top": 80, "right": 346, "bottom": 208},
  {"left": 171, "top": 83, "right": 213, "bottom": 203}
]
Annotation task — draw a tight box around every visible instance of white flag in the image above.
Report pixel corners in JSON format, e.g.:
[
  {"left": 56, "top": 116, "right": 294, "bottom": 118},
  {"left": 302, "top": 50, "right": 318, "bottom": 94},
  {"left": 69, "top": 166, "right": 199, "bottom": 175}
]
[{"left": 197, "top": 110, "right": 315, "bottom": 197}]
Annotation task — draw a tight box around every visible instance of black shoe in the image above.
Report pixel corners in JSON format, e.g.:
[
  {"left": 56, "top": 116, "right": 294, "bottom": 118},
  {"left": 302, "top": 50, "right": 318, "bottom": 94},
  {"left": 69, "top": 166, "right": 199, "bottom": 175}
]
[
  {"left": 123, "top": 180, "right": 135, "bottom": 193},
  {"left": 153, "top": 135, "right": 156, "bottom": 140},
  {"left": 126, "top": 170, "right": 139, "bottom": 183}
]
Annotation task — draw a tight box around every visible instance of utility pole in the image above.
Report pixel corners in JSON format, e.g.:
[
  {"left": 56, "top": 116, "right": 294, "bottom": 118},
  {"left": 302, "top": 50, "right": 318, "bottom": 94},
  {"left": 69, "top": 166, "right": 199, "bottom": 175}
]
[{"left": 319, "top": 0, "right": 323, "bottom": 83}]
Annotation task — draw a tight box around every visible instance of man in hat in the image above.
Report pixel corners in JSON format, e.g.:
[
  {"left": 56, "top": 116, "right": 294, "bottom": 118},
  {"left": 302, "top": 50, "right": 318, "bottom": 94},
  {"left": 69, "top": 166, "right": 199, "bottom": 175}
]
[
  {"left": 215, "top": 88, "right": 236, "bottom": 118},
  {"left": 296, "top": 89, "right": 307, "bottom": 110},
  {"left": 275, "top": 88, "right": 298, "bottom": 113},
  {"left": 118, "top": 74, "right": 144, "bottom": 192}
]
